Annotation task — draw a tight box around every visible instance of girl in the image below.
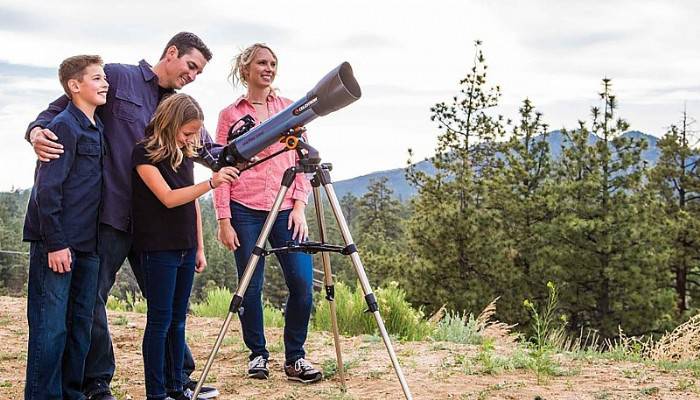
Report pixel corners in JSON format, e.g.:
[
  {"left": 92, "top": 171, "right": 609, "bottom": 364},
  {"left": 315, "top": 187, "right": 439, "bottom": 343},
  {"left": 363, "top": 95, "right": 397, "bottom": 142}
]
[
  {"left": 131, "top": 93, "right": 238, "bottom": 400},
  {"left": 212, "top": 43, "right": 322, "bottom": 383}
]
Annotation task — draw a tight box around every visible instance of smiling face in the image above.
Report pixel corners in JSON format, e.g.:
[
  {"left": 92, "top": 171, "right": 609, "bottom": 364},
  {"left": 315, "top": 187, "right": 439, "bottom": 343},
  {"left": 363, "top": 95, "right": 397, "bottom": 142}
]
[
  {"left": 70, "top": 64, "right": 109, "bottom": 106},
  {"left": 244, "top": 48, "right": 277, "bottom": 89},
  {"left": 161, "top": 46, "right": 208, "bottom": 89},
  {"left": 176, "top": 118, "right": 203, "bottom": 148}
]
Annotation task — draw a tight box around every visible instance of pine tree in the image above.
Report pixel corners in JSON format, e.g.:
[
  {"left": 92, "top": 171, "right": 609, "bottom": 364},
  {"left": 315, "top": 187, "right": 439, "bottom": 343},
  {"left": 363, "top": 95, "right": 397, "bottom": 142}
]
[
  {"left": 549, "top": 79, "right": 675, "bottom": 337},
  {"left": 405, "top": 41, "right": 510, "bottom": 315},
  {"left": 489, "top": 99, "right": 553, "bottom": 323},
  {"left": 648, "top": 109, "right": 700, "bottom": 314}
]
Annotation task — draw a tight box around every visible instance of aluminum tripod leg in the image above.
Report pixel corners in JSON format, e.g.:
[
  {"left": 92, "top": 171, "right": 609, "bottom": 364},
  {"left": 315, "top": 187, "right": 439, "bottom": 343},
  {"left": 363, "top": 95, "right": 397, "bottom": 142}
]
[
  {"left": 193, "top": 169, "right": 294, "bottom": 399},
  {"left": 311, "top": 186, "right": 346, "bottom": 389},
  {"left": 317, "top": 170, "right": 413, "bottom": 400}
]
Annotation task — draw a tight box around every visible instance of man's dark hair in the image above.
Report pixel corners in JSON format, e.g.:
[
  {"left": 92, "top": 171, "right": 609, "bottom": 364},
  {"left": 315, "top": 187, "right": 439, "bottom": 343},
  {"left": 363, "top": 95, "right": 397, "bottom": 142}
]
[{"left": 160, "top": 32, "right": 213, "bottom": 61}]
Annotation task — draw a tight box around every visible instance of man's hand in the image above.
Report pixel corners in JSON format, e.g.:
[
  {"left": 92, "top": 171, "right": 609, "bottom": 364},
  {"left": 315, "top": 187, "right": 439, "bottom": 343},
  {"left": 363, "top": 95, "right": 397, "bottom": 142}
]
[
  {"left": 48, "top": 248, "right": 72, "bottom": 273},
  {"left": 30, "top": 127, "right": 63, "bottom": 162},
  {"left": 217, "top": 218, "right": 240, "bottom": 251}
]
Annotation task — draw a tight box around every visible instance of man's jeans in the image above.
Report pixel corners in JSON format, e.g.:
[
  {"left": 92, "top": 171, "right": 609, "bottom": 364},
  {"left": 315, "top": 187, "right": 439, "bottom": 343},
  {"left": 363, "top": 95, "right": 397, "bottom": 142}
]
[
  {"left": 25, "top": 241, "right": 99, "bottom": 400},
  {"left": 230, "top": 202, "right": 314, "bottom": 363},
  {"left": 84, "top": 224, "right": 196, "bottom": 396}
]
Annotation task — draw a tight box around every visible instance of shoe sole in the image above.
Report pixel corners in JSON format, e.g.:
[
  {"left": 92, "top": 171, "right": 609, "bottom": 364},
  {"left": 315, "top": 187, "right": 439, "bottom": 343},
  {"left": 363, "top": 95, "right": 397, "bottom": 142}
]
[
  {"left": 248, "top": 371, "right": 269, "bottom": 379},
  {"left": 193, "top": 389, "right": 220, "bottom": 399},
  {"left": 286, "top": 375, "right": 323, "bottom": 384}
]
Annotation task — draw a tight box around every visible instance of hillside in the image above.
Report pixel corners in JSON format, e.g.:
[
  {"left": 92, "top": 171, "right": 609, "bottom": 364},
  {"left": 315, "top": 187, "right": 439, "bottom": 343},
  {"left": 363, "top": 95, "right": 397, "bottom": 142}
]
[
  {"left": 333, "top": 130, "right": 661, "bottom": 199},
  {"left": 1, "top": 296, "right": 698, "bottom": 399}
]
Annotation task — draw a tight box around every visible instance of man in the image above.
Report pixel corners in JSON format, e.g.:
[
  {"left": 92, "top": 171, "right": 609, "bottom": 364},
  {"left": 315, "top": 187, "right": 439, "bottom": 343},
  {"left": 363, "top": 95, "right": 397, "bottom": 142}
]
[{"left": 26, "top": 32, "right": 221, "bottom": 400}]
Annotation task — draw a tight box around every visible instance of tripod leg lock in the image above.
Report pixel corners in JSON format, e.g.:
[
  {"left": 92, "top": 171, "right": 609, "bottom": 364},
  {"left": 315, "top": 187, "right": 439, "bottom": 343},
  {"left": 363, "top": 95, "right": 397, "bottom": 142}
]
[
  {"left": 252, "top": 246, "right": 265, "bottom": 256},
  {"left": 364, "top": 293, "right": 379, "bottom": 313},
  {"left": 341, "top": 244, "right": 358, "bottom": 255},
  {"left": 325, "top": 285, "right": 335, "bottom": 301},
  {"left": 229, "top": 294, "right": 244, "bottom": 313}
]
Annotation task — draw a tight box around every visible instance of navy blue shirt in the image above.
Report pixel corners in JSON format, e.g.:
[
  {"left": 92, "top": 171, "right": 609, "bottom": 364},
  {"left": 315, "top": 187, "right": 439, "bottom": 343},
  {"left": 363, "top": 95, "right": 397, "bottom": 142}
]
[
  {"left": 131, "top": 143, "right": 197, "bottom": 253},
  {"left": 23, "top": 102, "right": 104, "bottom": 252},
  {"left": 27, "top": 60, "right": 221, "bottom": 233}
]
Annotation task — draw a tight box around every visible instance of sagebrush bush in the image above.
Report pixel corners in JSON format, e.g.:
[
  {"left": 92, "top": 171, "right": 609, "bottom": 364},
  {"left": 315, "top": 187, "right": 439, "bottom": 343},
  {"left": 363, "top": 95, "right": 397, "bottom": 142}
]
[
  {"left": 190, "top": 286, "right": 284, "bottom": 327},
  {"left": 313, "top": 281, "right": 432, "bottom": 340}
]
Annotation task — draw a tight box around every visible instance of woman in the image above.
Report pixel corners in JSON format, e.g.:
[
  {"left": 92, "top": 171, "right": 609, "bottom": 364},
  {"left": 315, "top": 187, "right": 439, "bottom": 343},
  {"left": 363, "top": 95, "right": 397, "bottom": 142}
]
[
  {"left": 213, "top": 43, "right": 322, "bottom": 383},
  {"left": 132, "top": 93, "right": 239, "bottom": 400}
]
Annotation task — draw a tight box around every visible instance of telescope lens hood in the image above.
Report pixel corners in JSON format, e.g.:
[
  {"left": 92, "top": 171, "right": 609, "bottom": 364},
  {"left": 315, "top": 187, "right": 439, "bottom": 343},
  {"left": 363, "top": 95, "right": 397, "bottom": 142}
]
[{"left": 309, "top": 62, "right": 362, "bottom": 116}]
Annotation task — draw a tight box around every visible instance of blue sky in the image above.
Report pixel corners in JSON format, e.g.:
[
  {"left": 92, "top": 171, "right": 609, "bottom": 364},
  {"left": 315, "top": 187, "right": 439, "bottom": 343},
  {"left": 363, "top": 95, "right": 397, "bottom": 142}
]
[{"left": 2, "top": 0, "right": 699, "bottom": 190}]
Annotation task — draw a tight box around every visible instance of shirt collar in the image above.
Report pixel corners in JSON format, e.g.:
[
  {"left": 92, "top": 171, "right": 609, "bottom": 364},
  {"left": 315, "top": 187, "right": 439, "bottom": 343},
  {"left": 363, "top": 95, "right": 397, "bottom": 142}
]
[
  {"left": 233, "top": 88, "right": 279, "bottom": 108},
  {"left": 139, "top": 59, "right": 157, "bottom": 82},
  {"left": 66, "top": 101, "right": 102, "bottom": 131}
]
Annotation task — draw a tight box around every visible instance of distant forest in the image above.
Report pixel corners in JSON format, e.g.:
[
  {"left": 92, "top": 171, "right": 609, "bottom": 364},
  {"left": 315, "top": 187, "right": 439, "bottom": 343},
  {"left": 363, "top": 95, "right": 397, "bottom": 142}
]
[{"left": 2, "top": 42, "right": 699, "bottom": 340}]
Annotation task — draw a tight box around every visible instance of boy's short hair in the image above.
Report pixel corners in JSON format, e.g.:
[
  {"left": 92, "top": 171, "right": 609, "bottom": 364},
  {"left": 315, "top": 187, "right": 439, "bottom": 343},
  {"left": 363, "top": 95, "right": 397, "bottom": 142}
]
[
  {"left": 159, "top": 32, "right": 213, "bottom": 61},
  {"left": 58, "top": 55, "right": 104, "bottom": 98}
]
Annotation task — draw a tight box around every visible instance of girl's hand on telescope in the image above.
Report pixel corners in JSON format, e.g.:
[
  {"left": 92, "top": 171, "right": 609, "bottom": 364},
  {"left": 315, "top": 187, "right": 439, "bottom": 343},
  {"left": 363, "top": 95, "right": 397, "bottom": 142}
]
[{"left": 211, "top": 167, "right": 240, "bottom": 188}]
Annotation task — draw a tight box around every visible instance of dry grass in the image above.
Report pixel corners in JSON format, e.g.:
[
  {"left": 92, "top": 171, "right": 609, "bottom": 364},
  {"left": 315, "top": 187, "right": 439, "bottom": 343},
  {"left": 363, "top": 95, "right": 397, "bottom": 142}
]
[
  {"left": 476, "top": 297, "right": 518, "bottom": 344},
  {"left": 648, "top": 313, "right": 700, "bottom": 361}
]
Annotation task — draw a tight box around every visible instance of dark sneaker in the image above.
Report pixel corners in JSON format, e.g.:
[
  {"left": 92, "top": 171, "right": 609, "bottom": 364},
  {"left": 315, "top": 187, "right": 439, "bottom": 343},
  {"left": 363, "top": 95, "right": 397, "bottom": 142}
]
[
  {"left": 284, "top": 358, "right": 323, "bottom": 384},
  {"left": 184, "top": 380, "right": 220, "bottom": 399},
  {"left": 85, "top": 388, "right": 117, "bottom": 400},
  {"left": 248, "top": 355, "right": 269, "bottom": 379}
]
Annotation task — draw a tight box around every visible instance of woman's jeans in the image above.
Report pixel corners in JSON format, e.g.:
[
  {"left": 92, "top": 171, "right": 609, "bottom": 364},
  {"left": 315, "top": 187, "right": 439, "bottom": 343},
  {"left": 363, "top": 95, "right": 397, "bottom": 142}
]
[
  {"left": 142, "top": 249, "right": 195, "bottom": 399},
  {"left": 230, "top": 201, "right": 314, "bottom": 363},
  {"left": 25, "top": 241, "right": 99, "bottom": 400}
]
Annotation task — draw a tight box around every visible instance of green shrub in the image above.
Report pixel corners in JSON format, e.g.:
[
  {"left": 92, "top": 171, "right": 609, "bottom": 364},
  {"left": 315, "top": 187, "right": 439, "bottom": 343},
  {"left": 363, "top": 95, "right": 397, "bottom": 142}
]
[
  {"left": 313, "top": 281, "right": 431, "bottom": 341},
  {"left": 431, "top": 310, "right": 483, "bottom": 345},
  {"left": 191, "top": 286, "right": 285, "bottom": 327}
]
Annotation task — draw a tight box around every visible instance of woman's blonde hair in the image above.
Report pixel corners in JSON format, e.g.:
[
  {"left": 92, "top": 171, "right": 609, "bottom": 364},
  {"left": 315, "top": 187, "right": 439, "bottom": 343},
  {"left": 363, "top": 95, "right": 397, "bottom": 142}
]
[
  {"left": 228, "top": 43, "right": 277, "bottom": 88},
  {"left": 143, "top": 93, "right": 204, "bottom": 170}
]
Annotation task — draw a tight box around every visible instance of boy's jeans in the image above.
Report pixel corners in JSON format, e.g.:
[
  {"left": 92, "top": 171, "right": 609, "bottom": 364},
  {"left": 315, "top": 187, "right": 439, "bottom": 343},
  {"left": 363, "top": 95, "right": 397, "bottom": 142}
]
[
  {"left": 25, "top": 241, "right": 99, "bottom": 400},
  {"left": 84, "top": 224, "right": 197, "bottom": 397},
  {"left": 142, "top": 249, "right": 196, "bottom": 399},
  {"left": 230, "top": 201, "right": 314, "bottom": 363}
]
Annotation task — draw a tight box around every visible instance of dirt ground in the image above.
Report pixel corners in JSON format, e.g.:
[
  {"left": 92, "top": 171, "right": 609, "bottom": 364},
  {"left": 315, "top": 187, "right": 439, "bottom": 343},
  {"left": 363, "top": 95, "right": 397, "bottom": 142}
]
[{"left": 1, "top": 296, "right": 699, "bottom": 399}]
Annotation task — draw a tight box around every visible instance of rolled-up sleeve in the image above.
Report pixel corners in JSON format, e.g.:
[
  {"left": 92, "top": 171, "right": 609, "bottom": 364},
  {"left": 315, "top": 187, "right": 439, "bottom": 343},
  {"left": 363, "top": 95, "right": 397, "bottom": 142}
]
[{"left": 212, "top": 109, "right": 233, "bottom": 219}]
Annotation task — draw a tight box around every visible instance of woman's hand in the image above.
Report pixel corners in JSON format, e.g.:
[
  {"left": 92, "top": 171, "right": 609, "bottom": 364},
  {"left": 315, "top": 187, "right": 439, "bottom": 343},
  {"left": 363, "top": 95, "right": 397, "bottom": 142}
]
[
  {"left": 195, "top": 248, "right": 207, "bottom": 273},
  {"left": 288, "top": 201, "right": 308, "bottom": 241},
  {"left": 211, "top": 166, "right": 239, "bottom": 188},
  {"left": 217, "top": 218, "right": 240, "bottom": 251}
]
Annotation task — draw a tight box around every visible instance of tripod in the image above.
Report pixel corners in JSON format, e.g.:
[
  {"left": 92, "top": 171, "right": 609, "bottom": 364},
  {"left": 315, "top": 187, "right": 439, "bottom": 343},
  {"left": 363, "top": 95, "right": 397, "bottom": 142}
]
[{"left": 193, "top": 142, "right": 413, "bottom": 400}]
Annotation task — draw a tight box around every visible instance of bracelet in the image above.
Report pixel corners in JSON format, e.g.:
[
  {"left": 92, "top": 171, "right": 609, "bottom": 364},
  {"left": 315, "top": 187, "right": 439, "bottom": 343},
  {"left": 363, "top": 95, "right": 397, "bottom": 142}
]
[{"left": 208, "top": 178, "right": 215, "bottom": 189}]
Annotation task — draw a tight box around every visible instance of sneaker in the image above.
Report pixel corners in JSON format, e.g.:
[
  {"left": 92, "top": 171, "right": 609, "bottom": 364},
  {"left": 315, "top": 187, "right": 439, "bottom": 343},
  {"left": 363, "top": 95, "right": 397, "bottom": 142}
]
[
  {"left": 184, "top": 381, "right": 220, "bottom": 399},
  {"left": 87, "top": 393, "right": 116, "bottom": 400},
  {"left": 248, "top": 355, "right": 269, "bottom": 379},
  {"left": 284, "top": 358, "right": 323, "bottom": 384}
]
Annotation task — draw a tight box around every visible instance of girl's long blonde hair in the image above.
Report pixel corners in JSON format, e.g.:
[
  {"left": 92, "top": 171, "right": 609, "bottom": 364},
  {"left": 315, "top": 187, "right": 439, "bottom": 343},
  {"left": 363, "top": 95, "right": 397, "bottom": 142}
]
[
  {"left": 143, "top": 93, "right": 203, "bottom": 170},
  {"left": 228, "top": 43, "right": 277, "bottom": 88}
]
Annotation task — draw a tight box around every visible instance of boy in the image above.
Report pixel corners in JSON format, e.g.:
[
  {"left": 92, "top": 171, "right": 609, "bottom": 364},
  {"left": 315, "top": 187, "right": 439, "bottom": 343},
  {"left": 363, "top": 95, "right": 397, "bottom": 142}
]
[{"left": 23, "top": 55, "right": 108, "bottom": 400}]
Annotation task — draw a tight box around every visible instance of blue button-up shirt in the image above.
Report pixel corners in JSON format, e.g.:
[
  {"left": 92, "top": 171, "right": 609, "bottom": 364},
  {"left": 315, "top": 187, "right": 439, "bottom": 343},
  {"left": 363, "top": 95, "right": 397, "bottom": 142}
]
[
  {"left": 27, "top": 60, "right": 221, "bottom": 232},
  {"left": 24, "top": 101, "right": 104, "bottom": 252}
]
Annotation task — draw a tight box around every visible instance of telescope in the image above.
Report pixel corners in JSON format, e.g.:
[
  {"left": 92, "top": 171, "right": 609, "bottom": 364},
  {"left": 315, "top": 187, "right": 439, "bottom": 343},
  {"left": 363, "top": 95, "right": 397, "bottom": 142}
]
[{"left": 212, "top": 61, "right": 362, "bottom": 171}]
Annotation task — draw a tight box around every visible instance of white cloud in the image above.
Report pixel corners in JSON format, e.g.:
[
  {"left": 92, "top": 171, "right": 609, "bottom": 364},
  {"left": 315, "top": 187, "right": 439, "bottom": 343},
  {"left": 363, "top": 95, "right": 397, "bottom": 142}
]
[{"left": 1, "top": 0, "right": 699, "bottom": 190}]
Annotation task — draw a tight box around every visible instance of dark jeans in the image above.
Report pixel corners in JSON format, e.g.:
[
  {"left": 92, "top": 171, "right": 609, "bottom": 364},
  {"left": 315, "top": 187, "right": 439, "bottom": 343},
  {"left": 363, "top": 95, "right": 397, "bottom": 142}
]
[
  {"left": 84, "top": 224, "right": 196, "bottom": 396},
  {"left": 25, "top": 241, "right": 99, "bottom": 400},
  {"left": 230, "top": 201, "right": 314, "bottom": 363},
  {"left": 142, "top": 249, "right": 196, "bottom": 399}
]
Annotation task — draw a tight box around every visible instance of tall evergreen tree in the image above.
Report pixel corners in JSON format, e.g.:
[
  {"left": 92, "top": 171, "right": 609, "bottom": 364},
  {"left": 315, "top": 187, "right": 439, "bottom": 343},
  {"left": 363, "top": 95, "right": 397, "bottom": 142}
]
[
  {"left": 549, "top": 79, "right": 675, "bottom": 337},
  {"left": 648, "top": 110, "right": 700, "bottom": 314},
  {"left": 405, "top": 41, "right": 511, "bottom": 315},
  {"left": 490, "top": 99, "right": 553, "bottom": 323}
]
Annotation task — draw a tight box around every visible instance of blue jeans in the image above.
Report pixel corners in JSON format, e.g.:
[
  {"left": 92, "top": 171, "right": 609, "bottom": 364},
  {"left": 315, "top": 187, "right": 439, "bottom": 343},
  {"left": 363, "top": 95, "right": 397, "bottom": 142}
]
[
  {"left": 25, "top": 241, "right": 99, "bottom": 400},
  {"left": 142, "top": 249, "right": 196, "bottom": 400},
  {"left": 230, "top": 201, "right": 314, "bottom": 363},
  {"left": 84, "top": 224, "right": 197, "bottom": 397}
]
